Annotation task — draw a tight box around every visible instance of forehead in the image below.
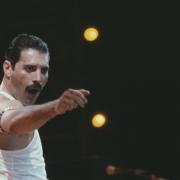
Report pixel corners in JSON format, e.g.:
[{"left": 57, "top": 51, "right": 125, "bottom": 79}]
[{"left": 18, "top": 48, "right": 49, "bottom": 66}]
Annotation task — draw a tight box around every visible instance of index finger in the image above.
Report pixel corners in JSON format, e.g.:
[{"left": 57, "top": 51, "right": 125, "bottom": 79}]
[{"left": 79, "top": 89, "right": 91, "bottom": 96}]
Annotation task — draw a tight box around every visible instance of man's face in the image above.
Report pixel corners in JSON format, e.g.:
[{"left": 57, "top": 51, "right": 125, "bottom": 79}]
[{"left": 10, "top": 48, "right": 49, "bottom": 105}]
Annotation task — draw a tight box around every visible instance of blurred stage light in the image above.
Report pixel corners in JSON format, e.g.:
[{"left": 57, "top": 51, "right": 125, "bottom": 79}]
[
  {"left": 83, "top": 27, "right": 99, "bottom": 42},
  {"left": 91, "top": 113, "right": 106, "bottom": 128}
]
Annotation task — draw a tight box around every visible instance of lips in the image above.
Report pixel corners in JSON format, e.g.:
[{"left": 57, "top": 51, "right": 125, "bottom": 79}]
[
  {"left": 27, "top": 88, "right": 40, "bottom": 94},
  {"left": 26, "top": 84, "right": 42, "bottom": 94}
]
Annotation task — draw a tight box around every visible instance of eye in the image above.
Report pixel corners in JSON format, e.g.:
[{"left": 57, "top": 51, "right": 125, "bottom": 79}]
[
  {"left": 41, "top": 67, "right": 48, "bottom": 75},
  {"left": 24, "top": 65, "right": 36, "bottom": 72}
]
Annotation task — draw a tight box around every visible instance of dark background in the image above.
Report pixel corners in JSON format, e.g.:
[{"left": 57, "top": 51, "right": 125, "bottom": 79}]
[{"left": 0, "top": 1, "right": 179, "bottom": 180}]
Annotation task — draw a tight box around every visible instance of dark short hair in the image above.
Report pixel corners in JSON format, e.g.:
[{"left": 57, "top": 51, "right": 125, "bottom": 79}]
[{"left": 5, "top": 33, "right": 49, "bottom": 67}]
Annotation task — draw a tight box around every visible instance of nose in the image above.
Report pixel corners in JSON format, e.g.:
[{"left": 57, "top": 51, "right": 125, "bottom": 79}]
[{"left": 32, "top": 70, "right": 42, "bottom": 84}]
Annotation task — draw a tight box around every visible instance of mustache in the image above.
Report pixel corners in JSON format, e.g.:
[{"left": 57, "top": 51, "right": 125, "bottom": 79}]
[{"left": 26, "top": 83, "right": 42, "bottom": 92}]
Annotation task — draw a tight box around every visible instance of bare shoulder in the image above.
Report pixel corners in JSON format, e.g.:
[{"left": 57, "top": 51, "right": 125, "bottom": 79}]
[{"left": 0, "top": 95, "right": 23, "bottom": 112}]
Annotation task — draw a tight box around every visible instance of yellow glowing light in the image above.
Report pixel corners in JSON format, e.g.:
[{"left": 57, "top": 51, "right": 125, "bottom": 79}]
[
  {"left": 92, "top": 113, "right": 106, "bottom": 128},
  {"left": 83, "top": 27, "right": 99, "bottom": 42}
]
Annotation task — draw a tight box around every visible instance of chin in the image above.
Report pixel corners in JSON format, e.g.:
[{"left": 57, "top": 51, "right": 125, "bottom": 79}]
[
  {"left": 23, "top": 101, "right": 33, "bottom": 106},
  {"left": 23, "top": 98, "right": 37, "bottom": 106}
]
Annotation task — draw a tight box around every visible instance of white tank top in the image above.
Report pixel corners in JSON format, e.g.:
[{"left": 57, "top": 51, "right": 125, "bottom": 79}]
[
  {"left": 0, "top": 130, "right": 47, "bottom": 180},
  {"left": 0, "top": 89, "right": 47, "bottom": 180}
]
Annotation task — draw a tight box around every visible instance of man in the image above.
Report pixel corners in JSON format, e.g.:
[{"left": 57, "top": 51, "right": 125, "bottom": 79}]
[{"left": 0, "top": 34, "right": 90, "bottom": 179}]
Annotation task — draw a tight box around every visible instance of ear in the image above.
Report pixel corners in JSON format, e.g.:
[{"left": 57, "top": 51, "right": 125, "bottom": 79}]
[{"left": 3, "top": 60, "right": 13, "bottom": 79}]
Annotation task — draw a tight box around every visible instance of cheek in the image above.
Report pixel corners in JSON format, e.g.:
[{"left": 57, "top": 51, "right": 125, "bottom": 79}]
[
  {"left": 11, "top": 72, "right": 30, "bottom": 88},
  {"left": 42, "top": 76, "right": 48, "bottom": 86},
  {"left": 11, "top": 73, "right": 23, "bottom": 86}
]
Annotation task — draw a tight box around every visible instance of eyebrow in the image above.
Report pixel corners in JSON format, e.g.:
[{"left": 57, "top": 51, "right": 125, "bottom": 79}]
[{"left": 24, "top": 64, "right": 49, "bottom": 68}]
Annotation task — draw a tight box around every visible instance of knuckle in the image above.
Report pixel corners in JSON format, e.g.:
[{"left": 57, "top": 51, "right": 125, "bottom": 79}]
[{"left": 67, "top": 88, "right": 73, "bottom": 92}]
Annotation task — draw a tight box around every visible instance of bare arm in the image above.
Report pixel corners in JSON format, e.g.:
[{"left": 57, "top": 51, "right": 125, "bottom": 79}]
[{"left": 0, "top": 89, "right": 90, "bottom": 134}]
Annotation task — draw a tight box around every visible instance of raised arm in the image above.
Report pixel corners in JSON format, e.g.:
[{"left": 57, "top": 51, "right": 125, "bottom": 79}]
[{"left": 0, "top": 89, "right": 90, "bottom": 134}]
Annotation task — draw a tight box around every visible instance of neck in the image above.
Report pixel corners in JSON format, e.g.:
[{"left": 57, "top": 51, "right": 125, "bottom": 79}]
[
  {"left": 0, "top": 81, "right": 16, "bottom": 100},
  {"left": 0, "top": 79, "right": 10, "bottom": 93},
  {"left": 0, "top": 78, "right": 15, "bottom": 97}
]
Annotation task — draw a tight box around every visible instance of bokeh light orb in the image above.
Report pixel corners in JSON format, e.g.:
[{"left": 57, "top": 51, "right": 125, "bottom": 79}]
[{"left": 83, "top": 27, "right": 99, "bottom": 42}]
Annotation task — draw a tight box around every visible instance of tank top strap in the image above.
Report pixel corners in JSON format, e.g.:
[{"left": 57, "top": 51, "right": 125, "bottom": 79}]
[{"left": 0, "top": 91, "right": 15, "bottom": 100}]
